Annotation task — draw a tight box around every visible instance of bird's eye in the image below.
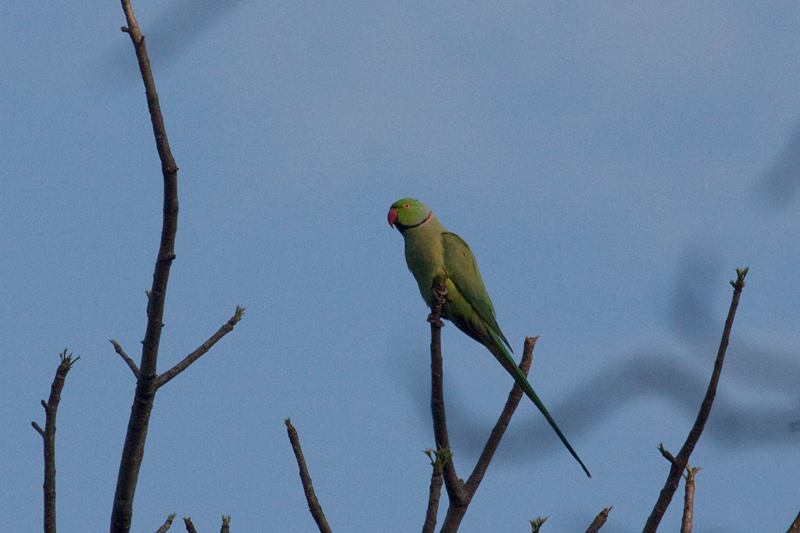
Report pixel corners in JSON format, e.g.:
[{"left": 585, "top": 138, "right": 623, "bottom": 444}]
[{"left": 404, "top": 203, "right": 410, "bottom": 209}]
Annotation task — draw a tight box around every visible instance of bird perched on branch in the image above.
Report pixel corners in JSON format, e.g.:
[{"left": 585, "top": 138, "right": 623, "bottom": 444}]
[{"left": 388, "top": 197, "right": 590, "bottom": 477}]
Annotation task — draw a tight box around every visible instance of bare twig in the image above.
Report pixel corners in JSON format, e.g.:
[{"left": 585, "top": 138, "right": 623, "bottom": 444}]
[
  {"left": 681, "top": 465, "right": 700, "bottom": 533},
  {"left": 585, "top": 507, "right": 612, "bottom": 533},
  {"left": 787, "top": 510, "right": 800, "bottom": 533},
  {"left": 643, "top": 267, "right": 748, "bottom": 532},
  {"left": 183, "top": 517, "right": 198, "bottom": 533},
  {"left": 110, "top": 1, "right": 180, "bottom": 531},
  {"left": 220, "top": 515, "right": 231, "bottom": 533},
  {"left": 155, "top": 306, "right": 245, "bottom": 389},
  {"left": 111, "top": 339, "right": 139, "bottom": 378},
  {"left": 32, "top": 349, "right": 78, "bottom": 533},
  {"left": 657, "top": 444, "right": 676, "bottom": 465},
  {"left": 285, "top": 419, "right": 333, "bottom": 533},
  {"left": 155, "top": 513, "right": 176, "bottom": 533}
]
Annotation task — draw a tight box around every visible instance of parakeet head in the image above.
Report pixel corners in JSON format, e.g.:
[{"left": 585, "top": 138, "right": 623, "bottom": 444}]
[{"left": 387, "top": 198, "right": 432, "bottom": 232}]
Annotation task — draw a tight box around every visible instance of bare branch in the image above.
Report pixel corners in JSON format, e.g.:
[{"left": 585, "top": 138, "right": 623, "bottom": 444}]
[
  {"left": 154, "top": 513, "right": 176, "bottom": 533},
  {"left": 111, "top": 0, "right": 180, "bottom": 530},
  {"left": 111, "top": 339, "right": 139, "bottom": 378},
  {"left": 32, "top": 349, "right": 78, "bottom": 533},
  {"left": 657, "top": 444, "right": 676, "bottom": 465},
  {"left": 155, "top": 306, "right": 245, "bottom": 389},
  {"left": 585, "top": 507, "right": 612, "bottom": 533},
  {"left": 220, "top": 515, "right": 231, "bottom": 533},
  {"left": 422, "top": 447, "right": 450, "bottom": 533},
  {"left": 429, "top": 284, "right": 538, "bottom": 533},
  {"left": 643, "top": 268, "right": 748, "bottom": 532},
  {"left": 32, "top": 421, "right": 45, "bottom": 438},
  {"left": 427, "top": 283, "right": 466, "bottom": 512},
  {"left": 285, "top": 419, "right": 333, "bottom": 533},
  {"left": 681, "top": 465, "right": 700, "bottom": 533},
  {"left": 183, "top": 517, "right": 198, "bottom": 533},
  {"left": 787, "top": 510, "right": 800, "bottom": 533}
]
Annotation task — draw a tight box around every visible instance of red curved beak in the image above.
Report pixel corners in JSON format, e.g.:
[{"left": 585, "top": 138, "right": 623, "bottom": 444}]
[{"left": 387, "top": 208, "right": 398, "bottom": 228}]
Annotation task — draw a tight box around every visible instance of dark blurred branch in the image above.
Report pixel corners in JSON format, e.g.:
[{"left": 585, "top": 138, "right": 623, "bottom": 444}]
[
  {"left": 285, "top": 419, "right": 333, "bottom": 533},
  {"left": 111, "top": 340, "right": 139, "bottom": 378},
  {"left": 681, "top": 466, "right": 700, "bottom": 533},
  {"left": 585, "top": 507, "right": 612, "bottom": 533},
  {"left": 32, "top": 349, "right": 78, "bottom": 533},
  {"left": 643, "top": 268, "right": 748, "bottom": 532},
  {"left": 155, "top": 513, "right": 176, "bottom": 533},
  {"left": 220, "top": 515, "right": 231, "bottom": 533},
  {"left": 155, "top": 306, "right": 245, "bottom": 389}
]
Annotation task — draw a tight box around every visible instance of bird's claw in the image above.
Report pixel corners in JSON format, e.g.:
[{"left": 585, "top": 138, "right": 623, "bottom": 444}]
[{"left": 427, "top": 313, "right": 444, "bottom": 327}]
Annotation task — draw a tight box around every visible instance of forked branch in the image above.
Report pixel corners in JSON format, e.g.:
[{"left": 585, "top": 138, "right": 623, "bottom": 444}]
[
  {"left": 643, "top": 268, "right": 748, "bottom": 532},
  {"left": 427, "top": 283, "right": 539, "bottom": 533}
]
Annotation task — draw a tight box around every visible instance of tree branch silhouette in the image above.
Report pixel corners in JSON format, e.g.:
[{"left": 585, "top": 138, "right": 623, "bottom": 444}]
[
  {"left": 32, "top": 350, "right": 78, "bottom": 533},
  {"left": 427, "top": 283, "right": 539, "bottom": 533},
  {"left": 643, "top": 268, "right": 748, "bottom": 532},
  {"left": 585, "top": 506, "right": 612, "bottom": 533},
  {"left": 110, "top": 2, "right": 242, "bottom": 531},
  {"left": 154, "top": 513, "right": 176, "bottom": 533},
  {"left": 285, "top": 419, "right": 333, "bottom": 533}
]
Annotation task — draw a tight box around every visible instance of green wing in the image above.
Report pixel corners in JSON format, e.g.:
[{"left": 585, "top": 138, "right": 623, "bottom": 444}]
[{"left": 441, "top": 231, "right": 512, "bottom": 351}]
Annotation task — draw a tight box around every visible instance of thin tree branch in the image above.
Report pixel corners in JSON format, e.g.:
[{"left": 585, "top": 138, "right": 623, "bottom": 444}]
[
  {"left": 787, "top": 510, "right": 800, "bottom": 533},
  {"left": 154, "top": 513, "right": 176, "bottom": 533},
  {"left": 657, "top": 444, "right": 676, "bottom": 466},
  {"left": 585, "top": 507, "right": 613, "bottom": 533},
  {"left": 32, "top": 349, "right": 78, "bottom": 533},
  {"left": 285, "top": 419, "right": 333, "bottom": 533},
  {"left": 439, "top": 337, "right": 536, "bottom": 533},
  {"left": 422, "top": 447, "right": 451, "bottom": 533},
  {"left": 428, "top": 283, "right": 466, "bottom": 511},
  {"left": 220, "top": 515, "right": 231, "bottom": 533},
  {"left": 111, "top": 0, "right": 180, "bottom": 530},
  {"left": 642, "top": 267, "right": 748, "bottom": 532},
  {"left": 111, "top": 339, "right": 139, "bottom": 378},
  {"left": 183, "top": 517, "right": 198, "bottom": 533},
  {"left": 428, "top": 281, "right": 542, "bottom": 533},
  {"left": 681, "top": 465, "right": 700, "bottom": 533},
  {"left": 155, "top": 306, "right": 245, "bottom": 389}
]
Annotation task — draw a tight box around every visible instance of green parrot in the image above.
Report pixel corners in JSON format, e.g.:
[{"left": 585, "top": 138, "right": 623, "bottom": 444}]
[{"left": 388, "top": 198, "right": 590, "bottom": 477}]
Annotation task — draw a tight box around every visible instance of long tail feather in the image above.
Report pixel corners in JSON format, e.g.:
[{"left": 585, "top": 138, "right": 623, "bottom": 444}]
[{"left": 487, "top": 333, "right": 591, "bottom": 478}]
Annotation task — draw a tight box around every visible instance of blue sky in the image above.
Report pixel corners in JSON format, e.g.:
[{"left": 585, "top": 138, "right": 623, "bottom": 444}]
[{"left": 2, "top": 1, "right": 800, "bottom": 532}]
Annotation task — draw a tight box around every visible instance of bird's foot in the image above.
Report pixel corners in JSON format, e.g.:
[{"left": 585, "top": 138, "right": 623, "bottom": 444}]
[{"left": 427, "top": 313, "right": 444, "bottom": 327}]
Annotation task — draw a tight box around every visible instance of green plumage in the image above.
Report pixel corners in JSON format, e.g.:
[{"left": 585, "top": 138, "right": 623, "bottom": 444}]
[{"left": 388, "top": 198, "right": 590, "bottom": 477}]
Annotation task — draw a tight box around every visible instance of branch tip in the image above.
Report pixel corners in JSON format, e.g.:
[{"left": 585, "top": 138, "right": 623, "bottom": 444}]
[{"left": 529, "top": 516, "right": 548, "bottom": 533}]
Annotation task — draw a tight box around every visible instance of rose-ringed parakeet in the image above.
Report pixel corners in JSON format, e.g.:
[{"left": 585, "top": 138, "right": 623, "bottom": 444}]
[{"left": 388, "top": 198, "right": 590, "bottom": 477}]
